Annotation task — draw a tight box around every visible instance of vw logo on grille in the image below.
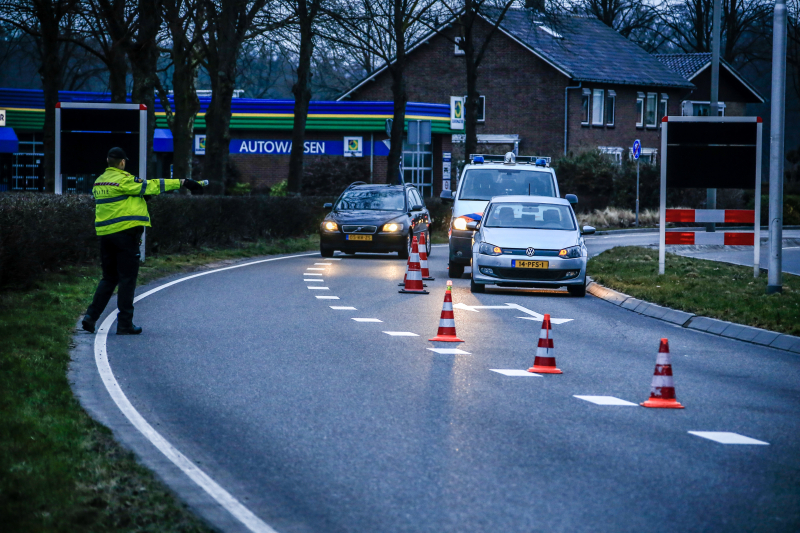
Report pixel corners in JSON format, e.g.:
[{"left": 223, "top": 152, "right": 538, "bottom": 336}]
[{"left": 525, "top": 247, "right": 535, "bottom": 256}]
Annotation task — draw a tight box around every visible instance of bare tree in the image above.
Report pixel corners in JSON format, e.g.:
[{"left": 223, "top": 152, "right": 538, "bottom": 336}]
[{"left": 575, "top": 0, "right": 656, "bottom": 42}]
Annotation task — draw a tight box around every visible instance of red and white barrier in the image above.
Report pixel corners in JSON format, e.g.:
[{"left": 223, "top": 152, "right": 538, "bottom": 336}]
[
  {"left": 665, "top": 232, "right": 754, "bottom": 245},
  {"left": 665, "top": 209, "right": 754, "bottom": 224}
]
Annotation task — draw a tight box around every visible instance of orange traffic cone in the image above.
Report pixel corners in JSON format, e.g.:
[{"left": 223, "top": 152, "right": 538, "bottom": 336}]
[
  {"left": 419, "top": 232, "right": 434, "bottom": 280},
  {"left": 528, "top": 314, "right": 562, "bottom": 374},
  {"left": 399, "top": 236, "right": 429, "bottom": 294},
  {"left": 399, "top": 246, "right": 426, "bottom": 286},
  {"left": 641, "top": 339, "right": 684, "bottom": 408},
  {"left": 429, "top": 280, "right": 463, "bottom": 342}
]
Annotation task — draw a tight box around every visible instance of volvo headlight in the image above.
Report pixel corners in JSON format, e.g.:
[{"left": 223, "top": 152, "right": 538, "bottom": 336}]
[
  {"left": 323, "top": 221, "right": 338, "bottom": 231},
  {"left": 479, "top": 243, "right": 502, "bottom": 256},
  {"left": 382, "top": 222, "right": 404, "bottom": 232},
  {"left": 453, "top": 217, "right": 469, "bottom": 231},
  {"left": 558, "top": 245, "right": 582, "bottom": 258}
]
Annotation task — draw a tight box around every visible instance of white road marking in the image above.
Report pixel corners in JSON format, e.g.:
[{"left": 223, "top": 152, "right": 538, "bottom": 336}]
[
  {"left": 490, "top": 369, "right": 542, "bottom": 377},
  {"left": 383, "top": 331, "right": 419, "bottom": 336},
  {"left": 315, "top": 263, "right": 332, "bottom": 265},
  {"left": 330, "top": 306, "right": 357, "bottom": 310},
  {"left": 315, "top": 295, "right": 339, "bottom": 299},
  {"left": 574, "top": 395, "right": 637, "bottom": 406},
  {"left": 307, "top": 268, "right": 325, "bottom": 271},
  {"left": 352, "top": 318, "right": 383, "bottom": 322},
  {"left": 427, "top": 348, "right": 471, "bottom": 354},
  {"left": 517, "top": 316, "right": 573, "bottom": 325},
  {"left": 304, "top": 273, "right": 323, "bottom": 276},
  {"left": 304, "top": 279, "right": 324, "bottom": 282},
  {"left": 94, "top": 252, "right": 320, "bottom": 533},
  {"left": 307, "top": 286, "right": 329, "bottom": 290},
  {"left": 327, "top": 257, "right": 342, "bottom": 260},
  {"left": 452, "top": 302, "right": 573, "bottom": 324},
  {"left": 688, "top": 432, "right": 769, "bottom": 445}
]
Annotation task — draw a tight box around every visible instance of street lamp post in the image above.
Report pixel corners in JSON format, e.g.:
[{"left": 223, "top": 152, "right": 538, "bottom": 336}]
[{"left": 768, "top": 0, "right": 788, "bottom": 294}]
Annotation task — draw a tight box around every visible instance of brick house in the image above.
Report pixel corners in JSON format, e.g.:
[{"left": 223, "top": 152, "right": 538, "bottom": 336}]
[{"left": 339, "top": 9, "right": 695, "bottom": 168}]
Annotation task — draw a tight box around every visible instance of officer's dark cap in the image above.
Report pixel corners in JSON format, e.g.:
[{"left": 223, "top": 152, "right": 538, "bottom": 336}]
[{"left": 107, "top": 147, "right": 129, "bottom": 160}]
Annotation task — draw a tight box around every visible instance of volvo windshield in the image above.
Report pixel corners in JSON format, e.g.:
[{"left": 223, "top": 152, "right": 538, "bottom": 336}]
[
  {"left": 484, "top": 202, "right": 576, "bottom": 231},
  {"left": 458, "top": 169, "right": 555, "bottom": 201},
  {"left": 335, "top": 189, "right": 405, "bottom": 211}
]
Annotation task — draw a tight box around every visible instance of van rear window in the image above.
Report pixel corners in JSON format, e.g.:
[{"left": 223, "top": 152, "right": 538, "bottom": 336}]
[{"left": 458, "top": 169, "right": 555, "bottom": 200}]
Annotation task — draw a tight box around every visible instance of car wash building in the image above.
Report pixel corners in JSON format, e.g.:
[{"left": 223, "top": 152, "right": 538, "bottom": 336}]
[{"left": 0, "top": 88, "right": 459, "bottom": 197}]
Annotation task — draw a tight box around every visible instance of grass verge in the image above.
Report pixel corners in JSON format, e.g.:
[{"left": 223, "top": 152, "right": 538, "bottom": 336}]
[
  {"left": 0, "top": 235, "right": 319, "bottom": 532},
  {"left": 588, "top": 246, "right": 800, "bottom": 336}
]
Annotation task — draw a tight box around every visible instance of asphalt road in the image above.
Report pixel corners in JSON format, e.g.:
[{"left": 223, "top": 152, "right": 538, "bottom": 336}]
[
  {"left": 584, "top": 229, "right": 800, "bottom": 275},
  {"left": 72, "top": 245, "right": 800, "bottom": 533}
]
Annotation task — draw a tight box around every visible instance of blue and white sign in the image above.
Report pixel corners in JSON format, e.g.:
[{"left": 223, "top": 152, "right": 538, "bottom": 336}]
[
  {"left": 230, "top": 139, "right": 341, "bottom": 155},
  {"left": 632, "top": 139, "right": 641, "bottom": 160}
]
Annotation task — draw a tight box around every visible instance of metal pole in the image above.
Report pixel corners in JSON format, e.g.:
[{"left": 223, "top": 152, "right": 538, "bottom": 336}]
[
  {"left": 768, "top": 0, "right": 787, "bottom": 294},
  {"left": 636, "top": 158, "right": 640, "bottom": 227},
  {"left": 659, "top": 122, "right": 668, "bottom": 275},
  {"left": 707, "top": 0, "right": 722, "bottom": 232},
  {"left": 754, "top": 119, "right": 763, "bottom": 278},
  {"left": 369, "top": 132, "right": 374, "bottom": 183}
]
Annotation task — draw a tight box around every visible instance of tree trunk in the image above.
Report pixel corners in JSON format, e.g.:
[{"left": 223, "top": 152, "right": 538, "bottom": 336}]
[
  {"left": 171, "top": 58, "right": 200, "bottom": 181},
  {"left": 287, "top": 7, "right": 314, "bottom": 195},
  {"left": 386, "top": 0, "right": 406, "bottom": 184},
  {"left": 39, "top": 29, "right": 61, "bottom": 192},
  {"left": 108, "top": 46, "right": 127, "bottom": 103},
  {"left": 462, "top": 10, "right": 479, "bottom": 159},
  {"left": 202, "top": 55, "right": 237, "bottom": 191}
]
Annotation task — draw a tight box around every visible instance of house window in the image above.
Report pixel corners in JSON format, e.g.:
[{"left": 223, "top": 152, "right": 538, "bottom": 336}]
[
  {"left": 461, "top": 95, "right": 486, "bottom": 122},
  {"left": 592, "top": 89, "right": 604, "bottom": 126},
  {"left": 636, "top": 92, "right": 644, "bottom": 127},
  {"left": 606, "top": 90, "right": 615, "bottom": 126},
  {"left": 581, "top": 88, "right": 590, "bottom": 125},
  {"left": 681, "top": 101, "right": 726, "bottom": 117},
  {"left": 659, "top": 93, "right": 668, "bottom": 126},
  {"left": 598, "top": 146, "right": 623, "bottom": 164},
  {"left": 454, "top": 37, "right": 465, "bottom": 56},
  {"left": 630, "top": 147, "right": 658, "bottom": 164},
  {"left": 646, "top": 93, "right": 657, "bottom": 127}
]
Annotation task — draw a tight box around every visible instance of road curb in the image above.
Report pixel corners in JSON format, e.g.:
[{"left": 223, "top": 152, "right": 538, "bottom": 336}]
[{"left": 585, "top": 277, "right": 800, "bottom": 354}]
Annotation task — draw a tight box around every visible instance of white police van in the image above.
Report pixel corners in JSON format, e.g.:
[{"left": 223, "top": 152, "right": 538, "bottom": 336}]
[{"left": 440, "top": 152, "right": 574, "bottom": 278}]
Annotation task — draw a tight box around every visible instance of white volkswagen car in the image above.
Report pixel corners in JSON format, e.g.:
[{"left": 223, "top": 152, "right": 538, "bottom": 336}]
[{"left": 468, "top": 196, "right": 595, "bottom": 296}]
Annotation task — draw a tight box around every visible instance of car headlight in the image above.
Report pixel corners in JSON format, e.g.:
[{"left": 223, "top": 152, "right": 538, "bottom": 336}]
[
  {"left": 559, "top": 245, "right": 582, "bottom": 258},
  {"left": 323, "top": 221, "right": 338, "bottom": 231},
  {"left": 382, "top": 222, "right": 404, "bottom": 232},
  {"left": 479, "top": 242, "right": 502, "bottom": 256},
  {"left": 453, "top": 217, "right": 468, "bottom": 231}
]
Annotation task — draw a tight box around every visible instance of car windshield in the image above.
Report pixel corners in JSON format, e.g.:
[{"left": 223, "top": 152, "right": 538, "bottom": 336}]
[
  {"left": 458, "top": 168, "right": 555, "bottom": 200},
  {"left": 484, "top": 202, "right": 576, "bottom": 231},
  {"left": 335, "top": 189, "right": 405, "bottom": 211}
]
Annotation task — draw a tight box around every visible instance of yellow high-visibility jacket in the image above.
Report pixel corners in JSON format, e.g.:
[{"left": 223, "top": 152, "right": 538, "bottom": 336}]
[{"left": 92, "top": 167, "right": 181, "bottom": 236}]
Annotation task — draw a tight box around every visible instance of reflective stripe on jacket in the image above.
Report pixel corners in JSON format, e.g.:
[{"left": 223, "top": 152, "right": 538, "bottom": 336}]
[{"left": 92, "top": 167, "right": 181, "bottom": 236}]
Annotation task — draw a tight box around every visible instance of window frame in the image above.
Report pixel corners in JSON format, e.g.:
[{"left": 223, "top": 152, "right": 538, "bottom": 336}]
[
  {"left": 461, "top": 95, "right": 486, "bottom": 122},
  {"left": 454, "top": 37, "right": 465, "bottom": 56},
  {"left": 581, "top": 88, "right": 591, "bottom": 126},
  {"left": 658, "top": 93, "right": 668, "bottom": 126},
  {"left": 591, "top": 88, "right": 605, "bottom": 126},
  {"left": 645, "top": 92, "right": 657, "bottom": 128},
  {"left": 636, "top": 92, "right": 644, "bottom": 128},
  {"left": 606, "top": 90, "right": 616, "bottom": 127},
  {"left": 598, "top": 146, "right": 623, "bottom": 164}
]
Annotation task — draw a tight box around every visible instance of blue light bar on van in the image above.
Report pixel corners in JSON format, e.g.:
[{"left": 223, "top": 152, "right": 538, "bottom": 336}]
[
  {"left": 472, "top": 155, "right": 484, "bottom": 163},
  {"left": 535, "top": 158, "right": 547, "bottom": 167}
]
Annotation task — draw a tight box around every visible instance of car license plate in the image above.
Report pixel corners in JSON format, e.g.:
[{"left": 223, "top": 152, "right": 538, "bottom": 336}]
[
  {"left": 513, "top": 260, "right": 548, "bottom": 269},
  {"left": 346, "top": 234, "right": 372, "bottom": 241}
]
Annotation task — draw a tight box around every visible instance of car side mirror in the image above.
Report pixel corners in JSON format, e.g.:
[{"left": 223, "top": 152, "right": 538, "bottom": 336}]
[
  {"left": 323, "top": 203, "right": 333, "bottom": 209},
  {"left": 582, "top": 225, "right": 596, "bottom": 235},
  {"left": 565, "top": 194, "right": 578, "bottom": 205},
  {"left": 466, "top": 220, "right": 480, "bottom": 231},
  {"left": 440, "top": 190, "right": 454, "bottom": 203},
  {"left": 411, "top": 204, "right": 424, "bottom": 212}
]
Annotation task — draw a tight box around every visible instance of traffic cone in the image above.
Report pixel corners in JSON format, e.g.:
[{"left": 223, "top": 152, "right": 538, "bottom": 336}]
[
  {"left": 641, "top": 339, "right": 684, "bottom": 408},
  {"left": 528, "top": 314, "right": 562, "bottom": 374},
  {"left": 419, "top": 232, "right": 434, "bottom": 280},
  {"left": 429, "top": 280, "right": 463, "bottom": 342},
  {"left": 399, "top": 247, "right": 426, "bottom": 286},
  {"left": 399, "top": 236, "right": 429, "bottom": 294}
]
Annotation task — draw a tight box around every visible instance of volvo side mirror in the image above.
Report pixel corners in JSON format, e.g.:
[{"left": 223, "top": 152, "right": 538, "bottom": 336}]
[
  {"left": 440, "top": 190, "right": 454, "bottom": 203},
  {"left": 565, "top": 194, "right": 578, "bottom": 205},
  {"left": 323, "top": 203, "right": 333, "bottom": 209},
  {"left": 582, "top": 225, "right": 596, "bottom": 235},
  {"left": 411, "top": 204, "right": 424, "bottom": 212}
]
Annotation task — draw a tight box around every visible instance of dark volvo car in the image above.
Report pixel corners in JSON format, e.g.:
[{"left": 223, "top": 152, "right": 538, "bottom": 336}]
[{"left": 320, "top": 182, "right": 432, "bottom": 258}]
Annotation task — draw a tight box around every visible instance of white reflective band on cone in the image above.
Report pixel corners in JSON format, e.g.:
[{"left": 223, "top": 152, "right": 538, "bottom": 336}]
[
  {"left": 406, "top": 271, "right": 422, "bottom": 280},
  {"left": 439, "top": 319, "right": 456, "bottom": 328},
  {"left": 656, "top": 353, "right": 672, "bottom": 365},
  {"left": 650, "top": 375, "right": 676, "bottom": 388},
  {"left": 442, "top": 302, "right": 453, "bottom": 311}
]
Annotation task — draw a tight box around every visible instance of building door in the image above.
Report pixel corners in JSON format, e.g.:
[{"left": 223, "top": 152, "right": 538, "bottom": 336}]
[
  {"left": 12, "top": 133, "right": 44, "bottom": 191},
  {"left": 403, "top": 139, "right": 433, "bottom": 197}
]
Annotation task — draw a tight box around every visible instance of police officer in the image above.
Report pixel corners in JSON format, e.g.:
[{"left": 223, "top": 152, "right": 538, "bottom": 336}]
[{"left": 81, "top": 147, "right": 196, "bottom": 335}]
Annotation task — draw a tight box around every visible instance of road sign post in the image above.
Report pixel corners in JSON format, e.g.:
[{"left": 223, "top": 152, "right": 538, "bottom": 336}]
[
  {"left": 633, "top": 140, "right": 641, "bottom": 227},
  {"left": 768, "top": 0, "right": 787, "bottom": 294}
]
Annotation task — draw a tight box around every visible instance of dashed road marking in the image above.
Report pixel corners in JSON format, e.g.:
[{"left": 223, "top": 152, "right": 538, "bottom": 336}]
[
  {"left": 352, "top": 318, "right": 382, "bottom": 322},
  {"left": 315, "top": 263, "right": 332, "bottom": 265},
  {"left": 308, "top": 286, "right": 329, "bottom": 290},
  {"left": 327, "top": 257, "right": 342, "bottom": 260},
  {"left": 574, "top": 395, "right": 637, "bottom": 406},
  {"left": 688, "top": 432, "right": 769, "bottom": 445},
  {"left": 315, "top": 296, "right": 339, "bottom": 299},
  {"left": 383, "top": 331, "right": 419, "bottom": 336},
  {"left": 490, "top": 369, "right": 542, "bottom": 377},
  {"left": 330, "top": 306, "right": 357, "bottom": 310},
  {"left": 304, "top": 273, "right": 323, "bottom": 276},
  {"left": 427, "top": 348, "right": 470, "bottom": 355},
  {"left": 304, "top": 279, "right": 324, "bottom": 282},
  {"left": 307, "top": 268, "right": 325, "bottom": 271}
]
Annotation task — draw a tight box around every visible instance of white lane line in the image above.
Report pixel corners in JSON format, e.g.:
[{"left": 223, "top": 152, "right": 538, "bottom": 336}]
[
  {"left": 574, "top": 395, "right": 637, "bottom": 406},
  {"left": 330, "top": 306, "right": 357, "bottom": 310},
  {"left": 304, "top": 273, "right": 323, "bottom": 276},
  {"left": 304, "top": 279, "right": 324, "bottom": 282},
  {"left": 383, "top": 331, "right": 419, "bottom": 336},
  {"left": 490, "top": 369, "right": 542, "bottom": 377},
  {"left": 316, "top": 296, "right": 339, "bottom": 299},
  {"left": 307, "top": 268, "right": 325, "bottom": 271},
  {"left": 315, "top": 263, "right": 332, "bottom": 265},
  {"left": 307, "top": 286, "right": 329, "bottom": 290},
  {"left": 427, "top": 348, "right": 471, "bottom": 354},
  {"left": 688, "top": 432, "right": 769, "bottom": 445},
  {"left": 352, "top": 318, "right": 382, "bottom": 322},
  {"left": 327, "top": 257, "right": 342, "bottom": 260},
  {"left": 95, "top": 252, "right": 319, "bottom": 533}
]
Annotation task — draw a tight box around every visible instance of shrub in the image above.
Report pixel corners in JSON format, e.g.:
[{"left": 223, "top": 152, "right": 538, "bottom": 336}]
[
  {"left": 552, "top": 150, "right": 616, "bottom": 211},
  {"left": 270, "top": 180, "right": 288, "bottom": 197}
]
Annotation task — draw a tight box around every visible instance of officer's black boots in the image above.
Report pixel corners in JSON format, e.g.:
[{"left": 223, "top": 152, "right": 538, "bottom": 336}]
[
  {"left": 116, "top": 324, "right": 143, "bottom": 335},
  {"left": 82, "top": 315, "right": 97, "bottom": 333}
]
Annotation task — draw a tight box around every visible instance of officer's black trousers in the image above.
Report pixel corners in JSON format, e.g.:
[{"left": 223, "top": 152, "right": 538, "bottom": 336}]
[{"left": 86, "top": 227, "right": 143, "bottom": 327}]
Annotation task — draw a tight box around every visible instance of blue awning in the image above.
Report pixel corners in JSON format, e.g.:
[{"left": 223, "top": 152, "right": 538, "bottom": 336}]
[
  {"left": 154, "top": 128, "right": 173, "bottom": 152},
  {"left": 0, "top": 127, "right": 18, "bottom": 153}
]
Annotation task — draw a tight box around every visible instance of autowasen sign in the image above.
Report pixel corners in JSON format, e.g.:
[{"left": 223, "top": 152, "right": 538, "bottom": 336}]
[{"left": 229, "top": 139, "right": 339, "bottom": 155}]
